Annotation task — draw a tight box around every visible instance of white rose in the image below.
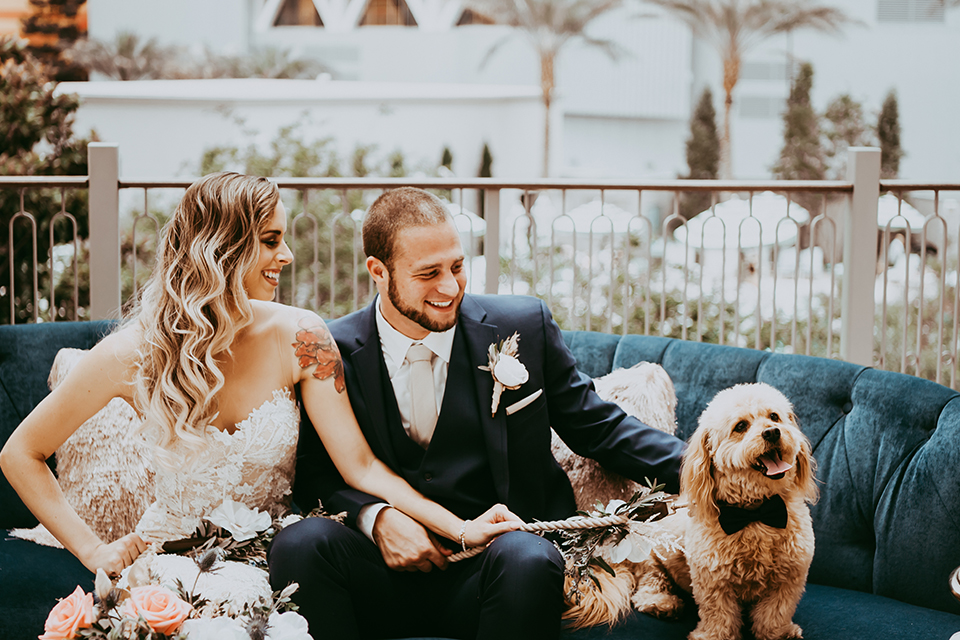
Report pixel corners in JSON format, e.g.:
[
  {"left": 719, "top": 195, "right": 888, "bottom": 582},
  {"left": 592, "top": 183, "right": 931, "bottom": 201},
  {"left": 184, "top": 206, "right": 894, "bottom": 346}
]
[
  {"left": 205, "top": 499, "right": 272, "bottom": 542},
  {"left": 279, "top": 514, "right": 304, "bottom": 529},
  {"left": 181, "top": 616, "right": 249, "bottom": 640},
  {"left": 493, "top": 354, "right": 529, "bottom": 388},
  {"left": 604, "top": 499, "right": 626, "bottom": 514},
  {"left": 267, "top": 611, "right": 313, "bottom": 640}
]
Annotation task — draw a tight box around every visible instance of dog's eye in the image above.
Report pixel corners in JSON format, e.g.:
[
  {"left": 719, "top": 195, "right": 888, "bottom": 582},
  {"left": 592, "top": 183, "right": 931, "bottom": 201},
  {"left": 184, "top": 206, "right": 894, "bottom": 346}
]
[
  {"left": 770, "top": 412, "right": 780, "bottom": 422},
  {"left": 733, "top": 420, "right": 749, "bottom": 433}
]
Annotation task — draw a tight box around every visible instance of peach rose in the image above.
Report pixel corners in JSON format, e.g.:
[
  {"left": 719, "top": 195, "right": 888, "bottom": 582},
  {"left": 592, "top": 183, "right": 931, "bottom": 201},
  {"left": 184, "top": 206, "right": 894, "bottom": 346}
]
[
  {"left": 120, "top": 585, "right": 192, "bottom": 635},
  {"left": 39, "top": 586, "right": 94, "bottom": 640}
]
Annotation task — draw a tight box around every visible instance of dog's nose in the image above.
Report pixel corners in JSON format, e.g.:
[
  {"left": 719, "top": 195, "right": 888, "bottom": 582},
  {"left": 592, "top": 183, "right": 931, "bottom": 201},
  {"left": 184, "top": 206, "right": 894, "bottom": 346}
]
[{"left": 763, "top": 427, "right": 781, "bottom": 442}]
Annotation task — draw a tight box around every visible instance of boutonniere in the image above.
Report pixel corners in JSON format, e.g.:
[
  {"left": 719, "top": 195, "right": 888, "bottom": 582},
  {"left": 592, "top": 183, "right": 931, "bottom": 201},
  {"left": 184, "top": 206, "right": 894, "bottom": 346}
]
[{"left": 478, "top": 332, "right": 529, "bottom": 417}]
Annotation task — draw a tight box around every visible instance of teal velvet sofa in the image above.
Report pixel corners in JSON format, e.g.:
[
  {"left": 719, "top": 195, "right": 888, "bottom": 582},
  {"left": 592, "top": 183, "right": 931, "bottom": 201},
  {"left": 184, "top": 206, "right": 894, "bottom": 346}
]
[{"left": 2, "top": 321, "right": 959, "bottom": 640}]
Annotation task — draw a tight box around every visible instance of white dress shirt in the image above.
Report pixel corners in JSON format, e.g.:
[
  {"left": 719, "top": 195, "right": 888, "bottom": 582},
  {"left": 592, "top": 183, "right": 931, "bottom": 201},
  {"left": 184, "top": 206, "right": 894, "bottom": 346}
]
[{"left": 356, "top": 296, "right": 456, "bottom": 540}]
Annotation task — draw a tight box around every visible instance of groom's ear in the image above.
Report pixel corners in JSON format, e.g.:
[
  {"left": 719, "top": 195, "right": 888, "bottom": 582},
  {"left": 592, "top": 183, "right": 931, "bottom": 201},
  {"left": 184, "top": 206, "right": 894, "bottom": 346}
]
[{"left": 367, "top": 256, "right": 388, "bottom": 285}]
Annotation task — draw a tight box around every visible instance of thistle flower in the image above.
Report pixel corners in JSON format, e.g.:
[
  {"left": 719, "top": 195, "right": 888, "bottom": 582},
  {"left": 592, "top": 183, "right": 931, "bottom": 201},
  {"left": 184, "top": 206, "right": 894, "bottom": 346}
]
[
  {"left": 192, "top": 546, "right": 225, "bottom": 574},
  {"left": 245, "top": 611, "right": 270, "bottom": 640}
]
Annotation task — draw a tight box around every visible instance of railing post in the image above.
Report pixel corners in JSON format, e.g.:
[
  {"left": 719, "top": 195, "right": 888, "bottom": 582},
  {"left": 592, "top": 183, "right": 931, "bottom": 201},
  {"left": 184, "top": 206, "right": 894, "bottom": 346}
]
[
  {"left": 841, "top": 147, "right": 881, "bottom": 366},
  {"left": 484, "top": 188, "right": 500, "bottom": 295},
  {"left": 88, "top": 143, "right": 121, "bottom": 320}
]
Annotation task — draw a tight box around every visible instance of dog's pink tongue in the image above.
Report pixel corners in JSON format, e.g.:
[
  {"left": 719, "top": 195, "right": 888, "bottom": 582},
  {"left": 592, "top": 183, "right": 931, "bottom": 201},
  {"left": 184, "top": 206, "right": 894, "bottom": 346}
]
[{"left": 760, "top": 451, "right": 793, "bottom": 476}]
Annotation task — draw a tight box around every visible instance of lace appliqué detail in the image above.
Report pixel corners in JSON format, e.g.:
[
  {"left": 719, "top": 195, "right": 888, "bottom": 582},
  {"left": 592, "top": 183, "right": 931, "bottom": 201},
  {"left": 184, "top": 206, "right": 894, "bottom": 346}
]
[{"left": 135, "top": 389, "right": 299, "bottom": 543}]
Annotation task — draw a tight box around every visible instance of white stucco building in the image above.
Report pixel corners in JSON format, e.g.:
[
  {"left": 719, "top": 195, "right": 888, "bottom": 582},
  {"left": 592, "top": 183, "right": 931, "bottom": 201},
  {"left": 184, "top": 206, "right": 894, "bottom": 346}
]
[{"left": 76, "top": 0, "right": 959, "bottom": 181}]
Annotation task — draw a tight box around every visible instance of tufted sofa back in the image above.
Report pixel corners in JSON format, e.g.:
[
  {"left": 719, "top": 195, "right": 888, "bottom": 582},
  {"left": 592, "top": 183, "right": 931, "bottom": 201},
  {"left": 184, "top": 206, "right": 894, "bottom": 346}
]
[
  {"left": 562, "top": 331, "right": 960, "bottom": 616},
  {"left": 0, "top": 321, "right": 117, "bottom": 529},
  {"left": 2, "top": 323, "right": 957, "bottom": 616}
]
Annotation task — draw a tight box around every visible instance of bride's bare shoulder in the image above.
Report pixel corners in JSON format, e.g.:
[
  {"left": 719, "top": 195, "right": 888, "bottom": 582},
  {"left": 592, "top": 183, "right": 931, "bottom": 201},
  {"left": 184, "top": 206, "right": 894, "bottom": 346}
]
[{"left": 251, "top": 300, "right": 326, "bottom": 335}]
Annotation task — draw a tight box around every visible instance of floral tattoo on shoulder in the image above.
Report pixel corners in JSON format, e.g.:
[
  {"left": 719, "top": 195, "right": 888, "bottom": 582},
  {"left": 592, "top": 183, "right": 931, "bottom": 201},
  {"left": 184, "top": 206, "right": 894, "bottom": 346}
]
[{"left": 292, "top": 317, "right": 346, "bottom": 394}]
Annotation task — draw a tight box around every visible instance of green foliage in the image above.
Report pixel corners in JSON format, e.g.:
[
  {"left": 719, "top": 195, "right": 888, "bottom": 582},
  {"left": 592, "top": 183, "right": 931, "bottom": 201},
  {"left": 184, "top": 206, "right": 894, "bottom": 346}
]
[
  {"left": 65, "top": 32, "right": 329, "bottom": 80},
  {"left": 877, "top": 89, "right": 903, "bottom": 179},
  {"left": 680, "top": 87, "right": 720, "bottom": 219},
  {"left": 771, "top": 62, "right": 824, "bottom": 217},
  {"left": 821, "top": 93, "right": 873, "bottom": 179},
  {"left": 686, "top": 88, "right": 719, "bottom": 180},
  {"left": 478, "top": 143, "right": 493, "bottom": 178},
  {"left": 477, "top": 143, "right": 494, "bottom": 219},
  {"left": 440, "top": 146, "right": 453, "bottom": 170},
  {"left": 772, "top": 63, "right": 825, "bottom": 182},
  {"left": 65, "top": 31, "right": 176, "bottom": 80},
  {"left": 1, "top": 35, "right": 91, "bottom": 324}
]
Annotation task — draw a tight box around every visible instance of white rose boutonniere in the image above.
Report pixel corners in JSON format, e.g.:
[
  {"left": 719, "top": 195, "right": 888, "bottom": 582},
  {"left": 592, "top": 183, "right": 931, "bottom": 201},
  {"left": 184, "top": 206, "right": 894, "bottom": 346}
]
[
  {"left": 205, "top": 499, "right": 272, "bottom": 542},
  {"left": 478, "top": 332, "right": 529, "bottom": 416}
]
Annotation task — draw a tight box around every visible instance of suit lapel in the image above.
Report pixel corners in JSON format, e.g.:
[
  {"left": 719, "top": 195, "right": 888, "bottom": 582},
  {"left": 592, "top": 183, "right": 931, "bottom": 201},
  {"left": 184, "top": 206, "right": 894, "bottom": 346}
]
[
  {"left": 458, "top": 296, "right": 510, "bottom": 502},
  {"left": 344, "top": 302, "right": 400, "bottom": 470}
]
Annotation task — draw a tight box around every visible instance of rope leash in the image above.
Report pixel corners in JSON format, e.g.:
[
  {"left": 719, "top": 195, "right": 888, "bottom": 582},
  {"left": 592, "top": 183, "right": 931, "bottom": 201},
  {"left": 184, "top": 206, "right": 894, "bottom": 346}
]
[{"left": 449, "top": 514, "right": 631, "bottom": 563}]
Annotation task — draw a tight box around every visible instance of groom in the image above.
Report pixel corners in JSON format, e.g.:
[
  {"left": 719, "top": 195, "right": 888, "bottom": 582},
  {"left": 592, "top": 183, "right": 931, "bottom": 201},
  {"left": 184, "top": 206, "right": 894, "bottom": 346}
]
[{"left": 269, "top": 187, "right": 686, "bottom": 640}]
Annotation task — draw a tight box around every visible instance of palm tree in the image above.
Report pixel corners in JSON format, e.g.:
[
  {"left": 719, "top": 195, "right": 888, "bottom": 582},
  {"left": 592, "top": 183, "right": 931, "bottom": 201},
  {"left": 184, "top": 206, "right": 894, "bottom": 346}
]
[
  {"left": 644, "top": 0, "right": 853, "bottom": 178},
  {"left": 466, "top": 0, "right": 623, "bottom": 177}
]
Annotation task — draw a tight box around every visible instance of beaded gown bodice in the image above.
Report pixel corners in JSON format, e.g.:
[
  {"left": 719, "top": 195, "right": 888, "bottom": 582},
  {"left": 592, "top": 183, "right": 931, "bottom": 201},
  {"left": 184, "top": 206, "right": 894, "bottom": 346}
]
[{"left": 135, "top": 388, "right": 300, "bottom": 543}]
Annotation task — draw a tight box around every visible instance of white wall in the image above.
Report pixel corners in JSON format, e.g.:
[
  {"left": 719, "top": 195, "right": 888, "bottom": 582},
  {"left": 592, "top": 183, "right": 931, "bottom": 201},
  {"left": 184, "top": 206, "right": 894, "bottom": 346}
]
[{"left": 56, "top": 79, "right": 545, "bottom": 179}]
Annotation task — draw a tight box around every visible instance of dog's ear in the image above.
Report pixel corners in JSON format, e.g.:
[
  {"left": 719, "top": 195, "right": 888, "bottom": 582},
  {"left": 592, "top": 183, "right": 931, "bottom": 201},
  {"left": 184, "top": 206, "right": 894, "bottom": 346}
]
[
  {"left": 681, "top": 425, "right": 718, "bottom": 518},
  {"left": 791, "top": 414, "right": 819, "bottom": 503}
]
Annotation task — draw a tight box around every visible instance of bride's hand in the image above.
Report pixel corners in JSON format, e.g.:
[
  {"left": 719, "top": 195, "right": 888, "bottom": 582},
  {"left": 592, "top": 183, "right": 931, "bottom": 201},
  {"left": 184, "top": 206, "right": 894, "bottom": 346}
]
[
  {"left": 461, "top": 504, "right": 524, "bottom": 548},
  {"left": 81, "top": 533, "right": 147, "bottom": 576}
]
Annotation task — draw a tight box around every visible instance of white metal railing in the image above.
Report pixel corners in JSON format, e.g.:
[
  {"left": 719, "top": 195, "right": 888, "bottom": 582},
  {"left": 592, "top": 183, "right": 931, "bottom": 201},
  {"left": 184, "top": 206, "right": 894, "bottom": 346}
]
[{"left": 4, "top": 144, "right": 960, "bottom": 389}]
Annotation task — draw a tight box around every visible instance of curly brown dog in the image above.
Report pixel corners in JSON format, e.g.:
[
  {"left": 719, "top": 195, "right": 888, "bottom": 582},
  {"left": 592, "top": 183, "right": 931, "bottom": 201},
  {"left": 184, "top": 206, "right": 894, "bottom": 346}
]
[{"left": 633, "top": 383, "right": 818, "bottom": 640}]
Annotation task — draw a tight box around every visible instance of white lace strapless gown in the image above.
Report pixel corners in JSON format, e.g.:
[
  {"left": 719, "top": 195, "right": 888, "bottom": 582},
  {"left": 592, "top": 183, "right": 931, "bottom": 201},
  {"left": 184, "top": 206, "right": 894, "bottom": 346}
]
[{"left": 126, "top": 388, "right": 300, "bottom": 613}]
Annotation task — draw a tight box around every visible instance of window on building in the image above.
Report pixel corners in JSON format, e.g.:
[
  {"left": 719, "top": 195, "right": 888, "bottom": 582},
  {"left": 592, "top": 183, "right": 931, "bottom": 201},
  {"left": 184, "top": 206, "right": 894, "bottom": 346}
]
[
  {"left": 738, "top": 96, "right": 784, "bottom": 119},
  {"left": 877, "top": 0, "right": 944, "bottom": 23},
  {"left": 274, "top": 0, "right": 323, "bottom": 26},
  {"left": 456, "top": 9, "right": 495, "bottom": 25},
  {"left": 359, "top": 0, "right": 418, "bottom": 26},
  {"left": 740, "top": 62, "right": 788, "bottom": 82}
]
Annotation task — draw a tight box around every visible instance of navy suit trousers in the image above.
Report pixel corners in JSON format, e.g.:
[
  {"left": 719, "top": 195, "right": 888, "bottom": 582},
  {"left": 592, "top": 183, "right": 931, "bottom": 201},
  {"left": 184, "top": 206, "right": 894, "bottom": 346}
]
[{"left": 268, "top": 517, "right": 565, "bottom": 640}]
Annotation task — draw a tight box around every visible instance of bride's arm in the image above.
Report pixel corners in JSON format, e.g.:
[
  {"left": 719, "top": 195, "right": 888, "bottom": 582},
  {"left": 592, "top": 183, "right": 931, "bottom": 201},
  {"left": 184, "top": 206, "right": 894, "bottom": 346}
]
[
  {"left": 0, "top": 329, "right": 146, "bottom": 574},
  {"left": 290, "top": 313, "right": 520, "bottom": 547}
]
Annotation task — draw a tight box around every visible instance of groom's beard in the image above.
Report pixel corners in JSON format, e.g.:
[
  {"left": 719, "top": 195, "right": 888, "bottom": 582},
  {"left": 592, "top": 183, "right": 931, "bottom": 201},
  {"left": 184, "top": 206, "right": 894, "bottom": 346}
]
[{"left": 387, "top": 271, "right": 461, "bottom": 333}]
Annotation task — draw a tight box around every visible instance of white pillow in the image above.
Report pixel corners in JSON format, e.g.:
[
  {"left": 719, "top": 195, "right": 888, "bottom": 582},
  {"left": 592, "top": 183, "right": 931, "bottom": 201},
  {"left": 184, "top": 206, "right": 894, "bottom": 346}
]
[{"left": 551, "top": 362, "right": 677, "bottom": 511}]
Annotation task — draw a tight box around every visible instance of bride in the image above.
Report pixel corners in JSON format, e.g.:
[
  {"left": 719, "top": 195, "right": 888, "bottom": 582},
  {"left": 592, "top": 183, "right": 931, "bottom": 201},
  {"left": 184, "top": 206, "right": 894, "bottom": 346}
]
[{"left": 0, "top": 172, "right": 519, "bottom": 608}]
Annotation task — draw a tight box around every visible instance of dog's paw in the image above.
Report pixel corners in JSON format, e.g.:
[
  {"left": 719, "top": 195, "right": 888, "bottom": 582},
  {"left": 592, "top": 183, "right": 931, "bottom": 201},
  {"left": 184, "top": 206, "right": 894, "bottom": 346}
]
[
  {"left": 631, "top": 587, "right": 684, "bottom": 619},
  {"left": 688, "top": 627, "right": 741, "bottom": 640},
  {"left": 753, "top": 622, "right": 802, "bottom": 640}
]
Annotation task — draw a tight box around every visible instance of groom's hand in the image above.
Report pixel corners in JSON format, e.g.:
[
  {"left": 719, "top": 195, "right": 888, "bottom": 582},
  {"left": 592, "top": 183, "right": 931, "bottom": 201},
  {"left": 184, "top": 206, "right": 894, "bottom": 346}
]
[{"left": 372, "top": 507, "right": 451, "bottom": 572}]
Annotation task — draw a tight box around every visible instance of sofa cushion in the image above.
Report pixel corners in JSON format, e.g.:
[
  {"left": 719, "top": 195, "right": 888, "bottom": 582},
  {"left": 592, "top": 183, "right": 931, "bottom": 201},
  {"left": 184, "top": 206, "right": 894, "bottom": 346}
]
[
  {"left": 0, "top": 539, "right": 92, "bottom": 640},
  {"left": 0, "top": 321, "right": 116, "bottom": 529},
  {"left": 560, "top": 584, "right": 960, "bottom": 640}
]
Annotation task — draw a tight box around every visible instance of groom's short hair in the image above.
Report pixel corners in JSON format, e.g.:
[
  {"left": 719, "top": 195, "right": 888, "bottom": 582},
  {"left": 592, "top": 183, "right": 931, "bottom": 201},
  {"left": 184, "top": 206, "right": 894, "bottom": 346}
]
[{"left": 363, "top": 187, "right": 452, "bottom": 267}]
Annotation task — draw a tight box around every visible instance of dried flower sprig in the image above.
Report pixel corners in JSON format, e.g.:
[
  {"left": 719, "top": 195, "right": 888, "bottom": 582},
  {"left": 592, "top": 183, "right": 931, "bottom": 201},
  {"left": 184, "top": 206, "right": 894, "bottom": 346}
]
[{"left": 556, "top": 479, "right": 680, "bottom": 603}]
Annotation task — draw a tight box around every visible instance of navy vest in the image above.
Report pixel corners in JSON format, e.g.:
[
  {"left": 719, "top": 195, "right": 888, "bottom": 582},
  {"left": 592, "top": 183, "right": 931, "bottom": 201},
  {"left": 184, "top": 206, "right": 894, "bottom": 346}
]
[{"left": 381, "top": 326, "right": 499, "bottom": 526}]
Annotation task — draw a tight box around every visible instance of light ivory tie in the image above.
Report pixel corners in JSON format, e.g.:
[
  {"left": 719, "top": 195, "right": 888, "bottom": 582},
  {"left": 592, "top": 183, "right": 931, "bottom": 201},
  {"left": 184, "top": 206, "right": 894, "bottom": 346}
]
[{"left": 406, "top": 343, "right": 437, "bottom": 448}]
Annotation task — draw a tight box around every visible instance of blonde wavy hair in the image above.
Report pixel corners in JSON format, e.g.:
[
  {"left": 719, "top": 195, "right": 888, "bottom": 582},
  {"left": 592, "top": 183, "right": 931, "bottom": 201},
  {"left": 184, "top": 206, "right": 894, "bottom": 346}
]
[{"left": 126, "top": 172, "right": 280, "bottom": 467}]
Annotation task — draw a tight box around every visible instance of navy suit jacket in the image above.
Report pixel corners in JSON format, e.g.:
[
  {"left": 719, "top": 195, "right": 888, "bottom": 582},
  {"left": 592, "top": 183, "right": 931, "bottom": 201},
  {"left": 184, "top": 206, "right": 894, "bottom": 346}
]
[{"left": 293, "top": 294, "right": 685, "bottom": 525}]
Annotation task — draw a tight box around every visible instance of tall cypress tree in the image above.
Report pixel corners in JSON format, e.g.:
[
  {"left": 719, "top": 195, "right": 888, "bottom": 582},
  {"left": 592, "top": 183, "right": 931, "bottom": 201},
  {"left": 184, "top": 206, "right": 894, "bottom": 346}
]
[
  {"left": 822, "top": 93, "right": 872, "bottom": 179},
  {"left": 772, "top": 62, "right": 825, "bottom": 182},
  {"left": 772, "top": 62, "right": 824, "bottom": 218},
  {"left": 681, "top": 88, "right": 720, "bottom": 218},
  {"left": 686, "top": 88, "right": 720, "bottom": 180},
  {"left": 877, "top": 90, "right": 903, "bottom": 179},
  {"left": 476, "top": 143, "right": 493, "bottom": 219}
]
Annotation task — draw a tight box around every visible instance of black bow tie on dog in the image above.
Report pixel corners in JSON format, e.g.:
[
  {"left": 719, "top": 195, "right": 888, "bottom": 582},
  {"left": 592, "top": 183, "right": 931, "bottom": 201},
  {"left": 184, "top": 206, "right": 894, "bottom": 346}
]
[{"left": 717, "top": 495, "right": 788, "bottom": 535}]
